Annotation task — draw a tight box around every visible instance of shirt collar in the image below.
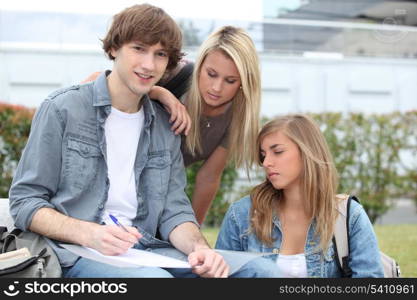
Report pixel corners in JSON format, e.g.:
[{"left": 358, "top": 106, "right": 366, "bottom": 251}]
[
  {"left": 92, "top": 70, "right": 112, "bottom": 107},
  {"left": 92, "top": 70, "right": 156, "bottom": 124}
]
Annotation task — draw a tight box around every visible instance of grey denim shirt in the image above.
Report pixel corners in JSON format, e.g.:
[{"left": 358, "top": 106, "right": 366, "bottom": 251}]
[{"left": 9, "top": 71, "right": 197, "bottom": 267}]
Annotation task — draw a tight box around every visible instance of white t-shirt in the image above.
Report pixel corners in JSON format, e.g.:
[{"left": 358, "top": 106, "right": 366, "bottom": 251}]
[
  {"left": 276, "top": 253, "right": 308, "bottom": 278},
  {"left": 102, "top": 106, "right": 144, "bottom": 226}
]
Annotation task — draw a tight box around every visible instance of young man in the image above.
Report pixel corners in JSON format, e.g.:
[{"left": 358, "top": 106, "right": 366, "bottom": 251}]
[
  {"left": 9, "top": 4, "right": 280, "bottom": 278},
  {"left": 9, "top": 4, "right": 228, "bottom": 278}
]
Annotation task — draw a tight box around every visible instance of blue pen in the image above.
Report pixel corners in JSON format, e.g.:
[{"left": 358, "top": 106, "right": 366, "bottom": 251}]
[{"left": 109, "top": 214, "right": 129, "bottom": 233}]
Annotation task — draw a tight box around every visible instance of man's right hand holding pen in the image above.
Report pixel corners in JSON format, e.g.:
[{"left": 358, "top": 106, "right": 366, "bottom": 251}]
[{"left": 85, "top": 215, "right": 142, "bottom": 256}]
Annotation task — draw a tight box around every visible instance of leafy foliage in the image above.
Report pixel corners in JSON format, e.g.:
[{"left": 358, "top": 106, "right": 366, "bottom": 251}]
[
  {"left": 313, "top": 112, "right": 415, "bottom": 223},
  {"left": 0, "top": 102, "right": 416, "bottom": 225},
  {"left": 0, "top": 103, "right": 34, "bottom": 197}
]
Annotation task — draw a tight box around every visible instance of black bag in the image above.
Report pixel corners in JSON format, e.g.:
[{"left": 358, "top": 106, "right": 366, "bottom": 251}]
[
  {"left": 0, "top": 227, "right": 62, "bottom": 278},
  {"left": 333, "top": 195, "right": 401, "bottom": 277}
]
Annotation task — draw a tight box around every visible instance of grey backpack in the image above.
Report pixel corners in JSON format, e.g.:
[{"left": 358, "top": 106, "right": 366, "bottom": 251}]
[
  {"left": 0, "top": 227, "right": 62, "bottom": 278},
  {"left": 333, "top": 195, "right": 400, "bottom": 277}
]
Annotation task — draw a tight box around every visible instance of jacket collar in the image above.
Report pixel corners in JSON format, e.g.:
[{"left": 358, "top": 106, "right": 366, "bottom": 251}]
[{"left": 92, "top": 70, "right": 156, "bottom": 125}]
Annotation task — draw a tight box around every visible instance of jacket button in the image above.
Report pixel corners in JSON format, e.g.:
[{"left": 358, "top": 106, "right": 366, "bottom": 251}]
[{"left": 273, "top": 248, "right": 280, "bottom": 254}]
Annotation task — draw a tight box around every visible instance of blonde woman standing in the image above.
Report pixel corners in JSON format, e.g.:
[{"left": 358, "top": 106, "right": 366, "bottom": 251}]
[
  {"left": 152, "top": 26, "right": 261, "bottom": 224},
  {"left": 215, "top": 114, "right": 384, "bottom": 277}
]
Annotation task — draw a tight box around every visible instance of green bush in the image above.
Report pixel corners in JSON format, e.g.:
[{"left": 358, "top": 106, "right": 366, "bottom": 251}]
[
  {"left": 0, "top": 102, "right": 34, "bottom": 198},
  {"left": 1, "top": 102, "right": 416, "bottom": 225},
  {"left": 313, "top": 112, "right": 416, "bottom": 223}
]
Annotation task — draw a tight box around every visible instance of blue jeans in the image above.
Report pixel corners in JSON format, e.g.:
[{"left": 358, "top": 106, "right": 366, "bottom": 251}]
[{"left": 62, "top": 256, "right": 280, "bottom": 278}]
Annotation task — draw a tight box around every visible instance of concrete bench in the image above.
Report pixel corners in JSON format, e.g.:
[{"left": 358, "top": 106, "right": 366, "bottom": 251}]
[{"left": 0, "top": 198, "right": 15, "bottom": 230}]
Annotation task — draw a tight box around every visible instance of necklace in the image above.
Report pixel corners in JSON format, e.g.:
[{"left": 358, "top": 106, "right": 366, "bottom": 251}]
[{"left": 203, "top": 116, "right": 211, "bottom": 128}]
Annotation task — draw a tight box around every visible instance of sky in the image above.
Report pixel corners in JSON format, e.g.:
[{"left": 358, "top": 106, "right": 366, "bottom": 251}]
[{"left": 0, "top": 0, "right": 264, "bottom": 21}]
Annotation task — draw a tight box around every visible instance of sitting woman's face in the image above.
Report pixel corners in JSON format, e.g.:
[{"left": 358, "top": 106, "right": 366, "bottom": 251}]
[
  {"left": 260, "top": 130, "right": 303, "bottom": 190},
  {"left": 198, "top": 49, "right": 241, "bottom": 114}
]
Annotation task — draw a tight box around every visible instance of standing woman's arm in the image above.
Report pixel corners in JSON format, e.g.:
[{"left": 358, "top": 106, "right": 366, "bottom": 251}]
[
  {"left": 192, "top": 146, "right": 228, "bottom": 224},
  {"left": 149, "top": 61, "right": 194, "bottom": 136}
]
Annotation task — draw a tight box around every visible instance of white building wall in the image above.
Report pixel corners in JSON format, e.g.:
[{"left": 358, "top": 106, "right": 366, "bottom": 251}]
[
  {"left": 260, "top": 54, "right": 417, "bottom": 117},
  {"left": 1, "top": 43, "right": 417, "bottom": 115}
]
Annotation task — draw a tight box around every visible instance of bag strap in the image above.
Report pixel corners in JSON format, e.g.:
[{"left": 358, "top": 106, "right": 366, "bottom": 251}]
[
  {"left": 1, "top": 228, "right": 23, "bottom": 252},
  {"left": 334, "top": 195, "right": 360, "bottom": 277},
  {"left": 0, "top": 226, "right": 7, "bottom": 237}
]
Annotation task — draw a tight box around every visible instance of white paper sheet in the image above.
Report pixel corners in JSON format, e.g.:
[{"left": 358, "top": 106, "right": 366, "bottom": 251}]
[
  {"left": 60, "top": 244, "right": 275, "bottom": 275},
  {"left": 60, "top": 244, "right": 191, "bottom": 268}
]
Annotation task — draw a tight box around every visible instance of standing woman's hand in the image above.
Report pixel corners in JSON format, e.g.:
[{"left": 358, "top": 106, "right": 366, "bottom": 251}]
[
  {"left": 150, "top": 86, "right": 191, "bottom": 136},
  {"left": 80, "top": 71, "right": 102, "bottom": 84}
]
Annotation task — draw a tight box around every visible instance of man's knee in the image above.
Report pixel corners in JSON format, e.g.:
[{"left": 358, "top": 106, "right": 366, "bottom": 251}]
[{"left": 135, "top": 267, "right": 174, "bottom": 278}]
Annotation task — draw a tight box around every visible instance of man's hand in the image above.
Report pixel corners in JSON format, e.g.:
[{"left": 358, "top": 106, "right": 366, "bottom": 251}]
[
  {"left": 188, "top": 247, "right": 229, "bottom": 278},
  {"left": 86, "top": 224, "right": 142, "bottom": 256},
  {"left": 29, "top": 208, "right": 142, "bottom": 256}
]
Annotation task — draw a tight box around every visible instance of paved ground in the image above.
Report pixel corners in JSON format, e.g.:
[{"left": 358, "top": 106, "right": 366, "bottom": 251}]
[{"left": 375, "top": 199, "right": 417, "bottom": 225}]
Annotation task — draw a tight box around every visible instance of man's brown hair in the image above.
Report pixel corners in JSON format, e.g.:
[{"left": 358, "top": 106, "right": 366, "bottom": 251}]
[{"left": 102, "top": 4, "right": 183, "bottom": 70}]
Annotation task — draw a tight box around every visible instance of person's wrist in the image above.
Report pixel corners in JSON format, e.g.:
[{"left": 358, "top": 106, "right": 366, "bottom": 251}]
[
  {"left": 77, "top": 220, "right": 97, "bottom": 247},
  {"left": 193, "top": 243, "right": 211, "bottom": 252}
]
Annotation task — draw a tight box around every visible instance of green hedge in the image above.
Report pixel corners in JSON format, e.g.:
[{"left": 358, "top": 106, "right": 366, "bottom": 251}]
[
  {"left": 1, "top": 102, "right": 416, "bottom": 225},
  {"left": 0, "top": 103, "right": 34, "bottom": 197},
  {"left": 312, "top": 112, "right": 417, "bottom": 223}
]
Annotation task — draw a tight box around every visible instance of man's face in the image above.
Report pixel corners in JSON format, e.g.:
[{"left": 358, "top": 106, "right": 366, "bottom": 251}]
[{"left": 110, "top": 41, "right": 169, "bottom": 99}]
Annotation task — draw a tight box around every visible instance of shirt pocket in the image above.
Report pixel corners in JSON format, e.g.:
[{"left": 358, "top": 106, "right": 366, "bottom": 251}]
[
  {"left": 141, "top": 151, "right": 171, "bottom": 199},
  {"left": 65, "top": 138, "right": 101, "bottom": 190}
]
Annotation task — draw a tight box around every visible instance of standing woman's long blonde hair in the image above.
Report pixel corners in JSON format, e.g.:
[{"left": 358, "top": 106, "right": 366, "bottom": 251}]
[
  {"left": 185, "top": 26, "right": 261, "bottom": 172},
  {"left": 250, "top": 115, "right": 340, "bottom": 253}
]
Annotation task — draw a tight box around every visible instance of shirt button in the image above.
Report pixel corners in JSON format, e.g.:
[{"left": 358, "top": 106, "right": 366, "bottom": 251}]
[{"left": 98, "top": 204, "right": 104, "bottom": 209}]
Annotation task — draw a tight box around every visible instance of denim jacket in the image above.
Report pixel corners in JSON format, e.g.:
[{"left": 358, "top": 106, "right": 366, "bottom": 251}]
[
  {"left": 215, "top": 196, "right": 383, "bottom": 277},
  {"left": 9, "top": 71, "right": 197, "bottom": 267}
]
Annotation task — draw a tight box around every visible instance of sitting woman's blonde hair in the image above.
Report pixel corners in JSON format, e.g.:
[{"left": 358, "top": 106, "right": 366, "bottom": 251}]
[{"left": 250, "top": 114, "right": 339, "bottom": 253}]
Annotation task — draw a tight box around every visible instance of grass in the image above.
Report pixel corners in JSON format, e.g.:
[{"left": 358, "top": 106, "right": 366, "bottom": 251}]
[
  {"left": 374, "top": 224, "right": 417, "bottom": 278},
  {"left": 202, "top": 224, "right": 417, "bottom": 278},
  {"left": 201, "top": 227, "right": 219, "bottom": 248}
]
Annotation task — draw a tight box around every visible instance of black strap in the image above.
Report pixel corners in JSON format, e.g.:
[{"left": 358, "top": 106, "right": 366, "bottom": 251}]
[
  {"left": 0, "top": 226, "right": 7, "bottom": 237},
  {"left": 162, "top": 62, "right": 194, "bottom": 99},
  {"left": 2, "top": 228, "right": 23, "bottom": 252},
  {"left": 346, "top": 196, "right": 352, "bottom": 255}
]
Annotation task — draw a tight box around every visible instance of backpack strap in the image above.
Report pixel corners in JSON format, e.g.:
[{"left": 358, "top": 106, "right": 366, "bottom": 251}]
[{"left": 334, "top": 195, "right": 360, "bottom": 277}]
